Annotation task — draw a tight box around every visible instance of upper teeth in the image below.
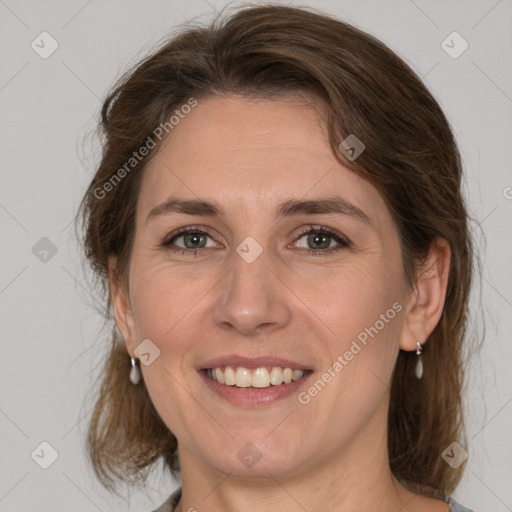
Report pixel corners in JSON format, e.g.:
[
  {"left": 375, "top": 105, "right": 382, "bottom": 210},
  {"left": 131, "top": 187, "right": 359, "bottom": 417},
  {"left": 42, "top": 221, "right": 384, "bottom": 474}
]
[{"left": 208, "top": 366, "right": 305, "bottom": 388}]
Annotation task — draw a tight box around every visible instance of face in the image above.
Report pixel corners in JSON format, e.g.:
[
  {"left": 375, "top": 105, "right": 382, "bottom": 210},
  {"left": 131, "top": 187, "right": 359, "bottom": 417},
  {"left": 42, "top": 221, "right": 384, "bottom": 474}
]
[{"left": 114, "top": 94, "right": 416, "bottom": 480}]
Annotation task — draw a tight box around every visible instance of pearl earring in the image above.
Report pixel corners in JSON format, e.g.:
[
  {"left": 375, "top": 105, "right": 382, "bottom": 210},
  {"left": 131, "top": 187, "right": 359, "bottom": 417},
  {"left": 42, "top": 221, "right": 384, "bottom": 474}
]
[
  {"left": 130, "top": 357, "right": 141, "bottom": 385},
  {"left": 415, "top": 341, "right": 423, "bottom": 379}
]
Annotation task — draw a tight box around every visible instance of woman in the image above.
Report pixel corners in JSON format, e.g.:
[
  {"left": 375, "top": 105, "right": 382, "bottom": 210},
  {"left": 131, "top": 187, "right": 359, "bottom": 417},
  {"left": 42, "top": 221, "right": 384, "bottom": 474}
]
[{"left": 77, "top": 4, "right": 476, "bottom": 511}]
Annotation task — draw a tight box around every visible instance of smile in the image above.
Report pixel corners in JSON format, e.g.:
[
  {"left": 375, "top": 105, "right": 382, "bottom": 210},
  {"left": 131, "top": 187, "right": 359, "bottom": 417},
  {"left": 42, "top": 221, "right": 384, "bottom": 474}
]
[{"left": 205, "top": 366, "right": 307, "bottom": 388}]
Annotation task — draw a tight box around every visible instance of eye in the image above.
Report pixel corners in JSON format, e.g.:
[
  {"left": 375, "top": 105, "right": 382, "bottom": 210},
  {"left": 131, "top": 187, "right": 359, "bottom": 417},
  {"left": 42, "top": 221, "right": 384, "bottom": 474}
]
[
  {"left": 161, "top": 226, "right": 219, "bottom": 256},
  {"left": 161, "top": 224, "right": 351, "bottom": 257},
  {"left": 293, "top": 225, "right": 351, "bottom": 256}
]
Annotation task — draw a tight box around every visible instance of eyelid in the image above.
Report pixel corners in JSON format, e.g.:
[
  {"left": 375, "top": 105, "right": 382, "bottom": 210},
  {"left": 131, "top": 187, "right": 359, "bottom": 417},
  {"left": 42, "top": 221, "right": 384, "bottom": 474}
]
[
  {"left": 294, "top": 224, "right": 351, "bottom": 246},
  {"left": 162, "top": 225, "right": 221, "bottom": 247},
  {"left": 161, "top": 224, "right": 351, "bottom": 255}
]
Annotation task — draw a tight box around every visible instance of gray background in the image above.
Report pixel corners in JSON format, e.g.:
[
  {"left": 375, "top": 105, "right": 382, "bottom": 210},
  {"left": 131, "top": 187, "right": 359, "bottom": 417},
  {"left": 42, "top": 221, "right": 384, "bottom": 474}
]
[{"left": 1, "top": 0, "right": 511, "bottom": 510}]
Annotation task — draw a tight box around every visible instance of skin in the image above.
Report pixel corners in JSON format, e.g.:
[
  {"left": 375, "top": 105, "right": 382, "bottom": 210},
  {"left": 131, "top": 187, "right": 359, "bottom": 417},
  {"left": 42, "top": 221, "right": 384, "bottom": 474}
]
[{"left": 110, "top": 94, "right": 451, "bottom": 512}]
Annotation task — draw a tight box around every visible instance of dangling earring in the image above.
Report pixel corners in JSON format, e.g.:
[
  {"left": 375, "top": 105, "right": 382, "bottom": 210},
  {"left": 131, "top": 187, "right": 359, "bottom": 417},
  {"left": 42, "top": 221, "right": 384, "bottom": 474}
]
[
  {"left": 415, "top": 341, "right": 423, "bottom": 379},
  {"left": 130, "top": 357, "right": 141, "bottom": 385}
]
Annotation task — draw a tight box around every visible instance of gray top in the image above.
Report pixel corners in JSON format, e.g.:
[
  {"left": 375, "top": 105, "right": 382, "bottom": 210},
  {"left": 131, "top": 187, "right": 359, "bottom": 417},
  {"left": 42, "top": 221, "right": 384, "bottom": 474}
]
[{"left": 151, "top": 488, "right": 474, "bottom": 512}]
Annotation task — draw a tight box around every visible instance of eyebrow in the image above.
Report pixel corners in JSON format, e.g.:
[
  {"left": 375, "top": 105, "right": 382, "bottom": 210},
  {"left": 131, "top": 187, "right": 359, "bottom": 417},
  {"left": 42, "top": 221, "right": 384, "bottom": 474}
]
[{"left": 146, "top": 196, "right": 372, "bottom": 225}]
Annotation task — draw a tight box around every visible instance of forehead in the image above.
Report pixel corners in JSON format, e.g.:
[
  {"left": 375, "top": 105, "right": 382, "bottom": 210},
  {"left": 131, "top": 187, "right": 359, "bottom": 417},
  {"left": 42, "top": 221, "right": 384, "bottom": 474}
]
[{"left": 137, "top": 94, "right": 388, "bottom": 227}]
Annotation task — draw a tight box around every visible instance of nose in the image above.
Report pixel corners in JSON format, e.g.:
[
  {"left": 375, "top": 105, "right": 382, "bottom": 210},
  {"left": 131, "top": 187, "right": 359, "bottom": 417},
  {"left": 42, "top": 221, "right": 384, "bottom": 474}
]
[{"left": 213, "top": 243, "right": 292, "bottom": 337}]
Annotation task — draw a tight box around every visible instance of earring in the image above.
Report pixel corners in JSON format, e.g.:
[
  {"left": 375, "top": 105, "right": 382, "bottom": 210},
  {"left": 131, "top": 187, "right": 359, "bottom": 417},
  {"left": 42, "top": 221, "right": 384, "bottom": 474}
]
[
  {"left": 415, "top": 341, "right": 423, "bottom": 379},
  {"left": 130, "top": 357, "right": 141, "bottom": 385}
]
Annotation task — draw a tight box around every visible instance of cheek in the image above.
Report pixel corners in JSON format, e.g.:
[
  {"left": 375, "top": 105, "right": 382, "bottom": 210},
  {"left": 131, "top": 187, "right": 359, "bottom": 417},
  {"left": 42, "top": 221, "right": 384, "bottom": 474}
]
[
  {"left": 129, "top": 260, "right": 205, "bottom": 342},
  {"left": 128, "top": 263, "right": 208, "bottom": 434},
  {"left": 305, "top": 259, "right": 400, "bottom": 336},
  {"left": 309, "top": 259, "right": 404, "bottom": 393}
]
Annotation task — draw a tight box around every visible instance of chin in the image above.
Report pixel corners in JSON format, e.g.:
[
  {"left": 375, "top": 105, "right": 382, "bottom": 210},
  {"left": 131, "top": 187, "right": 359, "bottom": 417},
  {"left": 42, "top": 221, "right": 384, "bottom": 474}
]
[{"left": 196, "top": 435, "right": 311, "bottom": 479}]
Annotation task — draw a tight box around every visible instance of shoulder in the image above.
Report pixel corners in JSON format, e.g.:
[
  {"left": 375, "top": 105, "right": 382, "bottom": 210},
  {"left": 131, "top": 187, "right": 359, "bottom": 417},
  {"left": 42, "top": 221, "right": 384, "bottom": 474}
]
[
  {"left": 150, "top": 487, "right": 182, "bottom": 512},
  {"left": 446, "top": 495, "right": 475, "bottom": 512}
]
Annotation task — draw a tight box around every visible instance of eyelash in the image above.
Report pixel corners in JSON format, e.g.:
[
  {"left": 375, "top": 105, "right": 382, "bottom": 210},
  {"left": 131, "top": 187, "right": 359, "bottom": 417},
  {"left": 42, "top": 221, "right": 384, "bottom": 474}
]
[{"left": 161, "top": 224, "right": 351, "bottom": 257}]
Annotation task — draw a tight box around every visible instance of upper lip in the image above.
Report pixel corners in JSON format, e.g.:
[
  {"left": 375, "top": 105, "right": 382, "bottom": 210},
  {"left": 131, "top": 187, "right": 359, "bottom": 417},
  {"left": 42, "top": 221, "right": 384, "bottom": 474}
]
[{"left": 199, "top": 355, "right": 312, "bottom": 371}]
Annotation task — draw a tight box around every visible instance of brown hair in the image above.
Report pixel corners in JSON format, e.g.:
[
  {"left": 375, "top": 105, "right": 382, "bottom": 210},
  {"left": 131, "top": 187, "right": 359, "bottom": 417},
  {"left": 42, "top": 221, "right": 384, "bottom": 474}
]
[{"left": 76, "top": 3, "right": 479, "bottom": 499}]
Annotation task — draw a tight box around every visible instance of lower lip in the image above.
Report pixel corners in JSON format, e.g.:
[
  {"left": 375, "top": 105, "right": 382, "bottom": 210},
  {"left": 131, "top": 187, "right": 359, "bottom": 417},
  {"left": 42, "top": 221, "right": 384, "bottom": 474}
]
[{"left": 198, "top": 370, "right": 312, "bottom": 407}]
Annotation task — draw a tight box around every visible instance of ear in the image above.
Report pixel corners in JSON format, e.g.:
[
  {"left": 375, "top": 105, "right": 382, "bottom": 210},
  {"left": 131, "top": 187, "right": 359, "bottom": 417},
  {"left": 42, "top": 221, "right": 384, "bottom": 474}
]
[
  {"left": 108, "top": 255, "right": 137, "bottom": 357},
  {"left": 399, "top": 237, "right": 451, "bottom": 351}
]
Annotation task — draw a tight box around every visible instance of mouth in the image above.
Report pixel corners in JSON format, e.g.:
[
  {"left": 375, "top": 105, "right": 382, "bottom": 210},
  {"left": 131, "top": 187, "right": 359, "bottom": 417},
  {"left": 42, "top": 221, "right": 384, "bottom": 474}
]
[
  {"left": 203, "top": 366, "right": 310, "bottom": 388},
  {"left": 198, "top": 356, "right": 313, "bottom": 406}
]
